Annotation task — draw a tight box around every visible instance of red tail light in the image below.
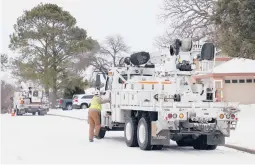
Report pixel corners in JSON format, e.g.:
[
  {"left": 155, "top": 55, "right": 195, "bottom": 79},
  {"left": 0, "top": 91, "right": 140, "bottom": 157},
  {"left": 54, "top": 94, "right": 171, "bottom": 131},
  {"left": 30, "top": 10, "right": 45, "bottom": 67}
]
[
  {"left": 74, "top": 99, "right": 78, "bottom": 102},
  {"left": 168, "top": 113, "right": 173, "bottom": 119},
  {"left": 231, "top": 114, "right": 235, "bottom": 119},
  {"left": 59, "top": 100, "right": 63, "bottom": 104}
]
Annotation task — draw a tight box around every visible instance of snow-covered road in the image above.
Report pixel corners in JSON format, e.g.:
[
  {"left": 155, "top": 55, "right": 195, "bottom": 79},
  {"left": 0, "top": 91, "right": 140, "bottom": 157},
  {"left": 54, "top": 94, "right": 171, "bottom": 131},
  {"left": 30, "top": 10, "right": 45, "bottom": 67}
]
[{"left": 1, "top": 114, "right": 255, "bottom": 164}]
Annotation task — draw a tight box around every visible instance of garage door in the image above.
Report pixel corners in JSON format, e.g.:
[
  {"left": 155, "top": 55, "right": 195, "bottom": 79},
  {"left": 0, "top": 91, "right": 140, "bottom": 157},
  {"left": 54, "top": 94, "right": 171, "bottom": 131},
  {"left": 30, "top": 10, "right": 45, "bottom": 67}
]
[{"left": 223, "top": 79, "right": 255, "bottom": 104}]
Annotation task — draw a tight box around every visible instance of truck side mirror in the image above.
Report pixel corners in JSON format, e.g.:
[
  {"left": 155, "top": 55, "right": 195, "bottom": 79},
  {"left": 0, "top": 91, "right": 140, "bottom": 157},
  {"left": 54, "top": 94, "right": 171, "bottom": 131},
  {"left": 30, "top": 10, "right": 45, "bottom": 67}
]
[
  {"left": 201, "top": 43, "right": 215, "bottom": 61},
  {"left": 95, "top": 74, "right": 101, "bottom": 87}
]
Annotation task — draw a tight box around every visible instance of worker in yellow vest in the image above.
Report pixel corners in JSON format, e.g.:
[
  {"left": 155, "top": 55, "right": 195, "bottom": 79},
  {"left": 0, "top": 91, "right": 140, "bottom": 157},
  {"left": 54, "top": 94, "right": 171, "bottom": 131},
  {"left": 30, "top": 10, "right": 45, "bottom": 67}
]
[{"left": 88, "top": 90, "right": 110, "bottom": 142}]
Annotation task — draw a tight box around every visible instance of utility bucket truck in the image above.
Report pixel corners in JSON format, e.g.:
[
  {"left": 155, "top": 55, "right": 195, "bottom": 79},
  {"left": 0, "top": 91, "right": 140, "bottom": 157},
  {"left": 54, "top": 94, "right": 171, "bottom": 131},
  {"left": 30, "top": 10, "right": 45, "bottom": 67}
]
[
  {"left": 96, "top": 39, "right": 240, "bottom": 151},
  {"left": 12, "top": 83, "right": 49, "bottom": 116}
]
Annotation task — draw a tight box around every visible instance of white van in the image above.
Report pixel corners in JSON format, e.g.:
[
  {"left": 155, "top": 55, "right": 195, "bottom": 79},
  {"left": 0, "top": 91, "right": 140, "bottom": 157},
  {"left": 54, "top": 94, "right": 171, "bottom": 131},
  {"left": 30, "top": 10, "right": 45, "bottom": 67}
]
[{"left": 72, "top": 94, "right": 94, "bottom": 109}]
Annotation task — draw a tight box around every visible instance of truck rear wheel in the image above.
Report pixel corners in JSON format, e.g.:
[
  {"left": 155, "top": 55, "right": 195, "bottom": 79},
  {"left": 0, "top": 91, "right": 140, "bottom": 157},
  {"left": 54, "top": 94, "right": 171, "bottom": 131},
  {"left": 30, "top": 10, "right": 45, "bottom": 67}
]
[
  {"left": 207, "top": 145, "right": 217, "bottom": 150},
  {"left": 124, "top": 117, "right": 138, "bottom": 147},
  {"left": 137, "top": 117, "right": 152, "bottom": 150}
]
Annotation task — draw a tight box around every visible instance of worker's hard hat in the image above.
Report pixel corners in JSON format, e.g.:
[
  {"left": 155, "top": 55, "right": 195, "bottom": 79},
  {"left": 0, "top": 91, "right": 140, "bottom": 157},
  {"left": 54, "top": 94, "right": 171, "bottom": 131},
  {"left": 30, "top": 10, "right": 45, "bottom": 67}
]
[{"left": 94, "top": 90, "right": 100, "bottom": 95}]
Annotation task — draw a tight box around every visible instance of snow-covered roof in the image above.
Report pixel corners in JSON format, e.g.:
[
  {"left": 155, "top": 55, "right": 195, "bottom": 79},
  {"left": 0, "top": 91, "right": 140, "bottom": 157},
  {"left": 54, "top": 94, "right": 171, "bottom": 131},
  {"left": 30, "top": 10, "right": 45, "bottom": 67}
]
[{"left": 213, "top": 58, "right": 255, "bottom": 74}]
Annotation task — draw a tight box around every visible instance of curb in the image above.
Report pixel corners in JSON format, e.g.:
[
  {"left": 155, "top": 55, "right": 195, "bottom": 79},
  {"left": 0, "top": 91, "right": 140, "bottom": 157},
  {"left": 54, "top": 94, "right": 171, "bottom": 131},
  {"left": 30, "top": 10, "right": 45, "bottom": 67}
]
[
  {"left": 224, "top": 144, "right": 255, "bottom": 154},
  {"left": 47, "top": 113, "right": 255, "bottom": 154},
  {"left": 47, "top": 113, "right": 86, "bottom": 121}
]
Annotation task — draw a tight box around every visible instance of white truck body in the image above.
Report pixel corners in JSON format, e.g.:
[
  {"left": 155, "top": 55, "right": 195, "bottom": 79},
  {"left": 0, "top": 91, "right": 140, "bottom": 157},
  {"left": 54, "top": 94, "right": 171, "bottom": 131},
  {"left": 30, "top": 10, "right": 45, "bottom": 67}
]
[
  {"left": 12, "top": 83, "right": 49, "bottom": 116},
  {"left": 97, "top": 39, "right": 240, "bottom": 151}
]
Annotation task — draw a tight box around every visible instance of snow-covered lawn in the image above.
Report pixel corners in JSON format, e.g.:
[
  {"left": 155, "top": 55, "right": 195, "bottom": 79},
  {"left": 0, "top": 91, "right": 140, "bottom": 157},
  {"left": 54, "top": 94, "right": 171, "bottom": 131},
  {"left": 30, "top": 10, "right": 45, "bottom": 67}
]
[
  {"left": 225, "top": 104, "right": 255, "bottom": 150},
  {"left": 49, "top": 104, "right": 255, "bottom": 150},
  {"left": 1, "top": 112, "right": 255, "bottom": 164}
]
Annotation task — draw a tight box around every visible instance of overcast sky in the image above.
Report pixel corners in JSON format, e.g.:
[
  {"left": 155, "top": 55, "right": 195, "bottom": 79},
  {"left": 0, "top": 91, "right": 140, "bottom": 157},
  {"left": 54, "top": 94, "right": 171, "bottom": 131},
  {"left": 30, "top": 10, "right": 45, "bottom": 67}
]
[{"left": 0, "top": 0, "right": 167, "bottom": 58}]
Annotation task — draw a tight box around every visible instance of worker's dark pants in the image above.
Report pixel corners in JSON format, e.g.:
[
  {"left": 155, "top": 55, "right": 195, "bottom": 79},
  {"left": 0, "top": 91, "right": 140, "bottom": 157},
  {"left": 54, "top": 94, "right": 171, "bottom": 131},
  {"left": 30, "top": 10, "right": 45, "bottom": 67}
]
[{"left": 88, "top": 109, "right": 101, "bottom": 140}]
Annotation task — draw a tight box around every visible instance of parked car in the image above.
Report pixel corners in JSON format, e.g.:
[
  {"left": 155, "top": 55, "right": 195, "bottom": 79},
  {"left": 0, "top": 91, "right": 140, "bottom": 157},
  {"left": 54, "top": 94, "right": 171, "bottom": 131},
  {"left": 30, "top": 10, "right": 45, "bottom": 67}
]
[
  {"left": 56, "top": 98, "right": 73, "bottom": 110},
  {"left": 72, "top": 94, "right": 93, "bottom": 109}
]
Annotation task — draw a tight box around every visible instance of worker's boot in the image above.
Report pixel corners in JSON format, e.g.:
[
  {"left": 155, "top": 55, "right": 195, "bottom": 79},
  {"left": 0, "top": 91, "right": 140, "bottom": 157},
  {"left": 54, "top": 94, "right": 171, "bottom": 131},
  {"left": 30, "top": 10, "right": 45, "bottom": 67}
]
[
  {"left": 94, "top": 135, "right": 101, "bottom": 139},
  {"left": 89, "top": 139, "right": 94, "bottom": 142}
]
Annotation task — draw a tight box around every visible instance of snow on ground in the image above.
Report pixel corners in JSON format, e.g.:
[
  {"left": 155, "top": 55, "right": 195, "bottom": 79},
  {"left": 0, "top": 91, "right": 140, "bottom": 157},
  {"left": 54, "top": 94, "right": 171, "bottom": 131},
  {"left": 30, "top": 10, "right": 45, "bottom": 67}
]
[
  {"left": 1, "top": 113, "right": 255, "bottom": 164},
  {"left": 226, "top": 104, "right": 255, "bottom": 150},
  {"left": 49, "top": 108, "right": 88, "bottom": 120},
  {"left": 50, "top": 104, "right": 255, "bottom": 151}
]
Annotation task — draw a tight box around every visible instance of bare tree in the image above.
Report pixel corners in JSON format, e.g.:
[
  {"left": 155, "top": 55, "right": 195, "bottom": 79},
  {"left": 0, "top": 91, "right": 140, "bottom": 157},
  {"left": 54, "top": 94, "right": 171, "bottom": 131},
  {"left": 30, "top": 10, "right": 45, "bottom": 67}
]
[
  {"left": 90, "top": 35, "right": 130, "bottom": 79},
  {"left": 156, "top": 0, "right": 217, "bottom": 48},
  {"left": 100, "top": 35, "right": 130, "bottom": 67}
]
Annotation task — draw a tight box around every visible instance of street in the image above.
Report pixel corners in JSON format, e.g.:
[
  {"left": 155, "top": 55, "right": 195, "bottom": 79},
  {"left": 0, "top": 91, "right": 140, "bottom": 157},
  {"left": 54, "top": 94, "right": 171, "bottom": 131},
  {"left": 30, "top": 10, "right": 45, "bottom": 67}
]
[{"left": 1, "top": 113, "right": 255, "bottom": 164}]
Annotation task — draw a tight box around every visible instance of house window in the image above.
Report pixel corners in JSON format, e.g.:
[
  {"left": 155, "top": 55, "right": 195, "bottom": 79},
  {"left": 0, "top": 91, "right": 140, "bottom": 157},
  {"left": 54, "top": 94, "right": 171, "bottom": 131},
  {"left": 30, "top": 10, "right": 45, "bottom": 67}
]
[
  {"left": 246, "top": 79, "right": 253, "bottom": 83},
  {"left": 239, "top": 79, "right": 245, "bottom": 83},
  {"left": 225, "top": 80, "right": 231, "bottom": 83},
  {"left": 232, "top": 80, "right": 238, "bottom": 83}
]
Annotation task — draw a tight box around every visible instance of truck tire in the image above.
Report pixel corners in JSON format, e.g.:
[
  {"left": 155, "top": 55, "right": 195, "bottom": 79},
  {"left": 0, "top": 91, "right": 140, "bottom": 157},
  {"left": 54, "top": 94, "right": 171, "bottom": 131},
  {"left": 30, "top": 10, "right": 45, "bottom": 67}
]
[
  {"left": 98, "top": 128, "right": 106, "bottom": 139},
  {"left": 137, "top": 117, "right": 152, "bottom": 150},
  {"left": 207, "top": 145, "right": 217, "bottom": 150},
  {"left": 124, "top": 117, "right": 138, "bottom": 147},
  {"left": 152, "top": 145, "right": 164, "bottom": 150},
  {"left": 32, "top": 112, "right": 36, "bottom": 115}
]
